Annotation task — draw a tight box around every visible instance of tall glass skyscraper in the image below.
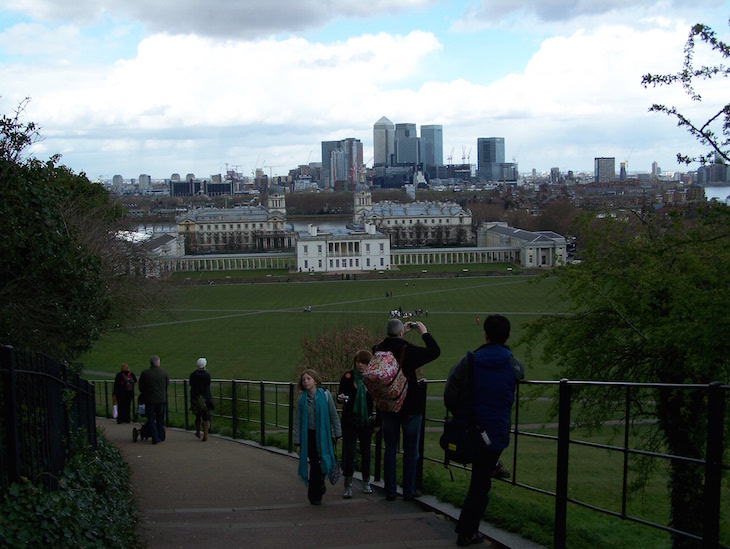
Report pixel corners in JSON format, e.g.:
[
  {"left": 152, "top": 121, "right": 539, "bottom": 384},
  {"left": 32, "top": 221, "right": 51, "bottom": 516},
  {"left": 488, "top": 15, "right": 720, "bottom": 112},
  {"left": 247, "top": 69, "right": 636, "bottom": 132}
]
[
  {"left": 420, "top": 125, "right": 443, "bottom": 167},
  {"left": 477, "top": 137, "right": 505, "bottom": 181},
  {"left": 373, "top": 116, "right": 395, "bottom": 166}
]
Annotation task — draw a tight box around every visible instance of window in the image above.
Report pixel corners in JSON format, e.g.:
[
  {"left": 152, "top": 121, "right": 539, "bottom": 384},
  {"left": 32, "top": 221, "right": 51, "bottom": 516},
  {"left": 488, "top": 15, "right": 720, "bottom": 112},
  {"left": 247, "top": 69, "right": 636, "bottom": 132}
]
[
  {"left": 366, "top": 258, "right": 370, "bottom": 267},
  {"left": 379, "top": 243, "right": 384, "bottom": 251},
  {"left": 366, "top": 244, "right": 370, "bottom": 252},
  {"left": 380, "top": 258, "right": 384, "bottom": 266},
  {"left": 318, "top": 260, "right": 322, "bottom": 268},
  {"left": 303, "top": 245, "right": 308, "bottom": 254},
  {"left": 304, "top": 260, "right": 308, "bottom": 269},
  {"left": 318, "top": 245, "right": 322, "bottom": 253}
]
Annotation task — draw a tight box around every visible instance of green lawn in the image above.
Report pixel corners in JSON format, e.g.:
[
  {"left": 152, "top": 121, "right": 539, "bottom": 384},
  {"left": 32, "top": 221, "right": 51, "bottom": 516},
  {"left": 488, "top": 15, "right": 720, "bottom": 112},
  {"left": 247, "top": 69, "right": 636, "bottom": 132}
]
[{"left": 80, "top": 273, "right": 563, "bottom": 382}]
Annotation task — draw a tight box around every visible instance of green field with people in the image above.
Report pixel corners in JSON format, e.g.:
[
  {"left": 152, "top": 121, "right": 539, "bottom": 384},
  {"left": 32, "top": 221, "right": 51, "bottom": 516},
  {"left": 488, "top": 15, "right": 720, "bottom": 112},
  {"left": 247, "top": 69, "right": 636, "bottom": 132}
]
[{"left": 80, "top": 272, "right": 563, "bottom": 381}]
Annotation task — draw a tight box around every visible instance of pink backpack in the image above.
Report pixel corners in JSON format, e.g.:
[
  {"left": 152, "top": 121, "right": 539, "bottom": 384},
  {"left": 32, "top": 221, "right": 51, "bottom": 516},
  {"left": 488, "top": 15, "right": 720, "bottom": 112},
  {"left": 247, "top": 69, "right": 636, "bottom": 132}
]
[{"left": 362, "top": 348, "right": 408, "bottom": 412}]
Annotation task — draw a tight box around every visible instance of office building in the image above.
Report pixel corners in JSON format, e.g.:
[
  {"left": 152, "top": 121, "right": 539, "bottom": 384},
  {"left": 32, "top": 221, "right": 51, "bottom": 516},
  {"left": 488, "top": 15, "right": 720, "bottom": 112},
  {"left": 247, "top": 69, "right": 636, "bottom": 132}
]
[
  {"left": 373, "top": 116, "right": 395, "bottom": 166},
  {"left": 394, "top": 123, "right": 419, "bottom": 165},
  {"left": 594, "top": 157, "right": 616, "bottom": 183},
  {"left": 321, "top": 138, "right": 363, "bottom": 190},
  {"left": 477, "top": 137, "right": 517, "bottom": 182},
  {"left": 420, "top": 125, "right": 443, "bottom": 167}
]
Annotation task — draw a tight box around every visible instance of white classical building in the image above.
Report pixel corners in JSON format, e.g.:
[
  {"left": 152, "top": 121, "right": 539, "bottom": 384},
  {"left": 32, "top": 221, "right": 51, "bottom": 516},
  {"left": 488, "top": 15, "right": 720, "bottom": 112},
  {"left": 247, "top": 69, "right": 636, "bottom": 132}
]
[
  {"left": 354, "top": 185, "right": 473, "bottom": 247},
  {"left": 176, "top": 187, "right": 295, "bottom": 254},
  {"left": 296, "top": 224, "right": 390, "bottom": 273},
  {"left": 478, "top": 222, "right": 567, "bottom": 268}
]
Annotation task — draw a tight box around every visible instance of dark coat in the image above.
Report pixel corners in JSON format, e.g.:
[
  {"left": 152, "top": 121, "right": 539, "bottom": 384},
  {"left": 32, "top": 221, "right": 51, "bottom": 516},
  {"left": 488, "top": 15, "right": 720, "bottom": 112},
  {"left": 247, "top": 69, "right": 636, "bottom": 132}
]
[{"left": 372, "top": 332, "right": 440, "bottom": 414}]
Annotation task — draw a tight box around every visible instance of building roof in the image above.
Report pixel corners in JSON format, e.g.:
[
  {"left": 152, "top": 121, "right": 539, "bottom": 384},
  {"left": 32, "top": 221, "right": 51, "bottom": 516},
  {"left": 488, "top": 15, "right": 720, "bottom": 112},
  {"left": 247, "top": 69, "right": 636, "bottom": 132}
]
[
  {"left": 177, "top": 205, "right": 274, "bottom": 223},
  {"left": 487, "top": 224, "right": 566, "bottom": 244},
  {"left": 364, "top": 200, "right": 469, "bottom": 219},
  {"left": 141, "top": 233, "right": 177, "bottom": 252}
]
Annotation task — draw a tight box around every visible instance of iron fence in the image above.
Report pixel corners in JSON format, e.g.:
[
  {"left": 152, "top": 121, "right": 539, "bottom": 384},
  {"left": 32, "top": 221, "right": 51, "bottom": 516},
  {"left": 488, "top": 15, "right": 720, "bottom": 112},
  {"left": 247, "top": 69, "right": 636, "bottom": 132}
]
[
  {"left": 93, "top": 376, "right": 728, "bottom": 547},
  {"left": 1, "top": 346, "right": 97, "bottom": 494}
]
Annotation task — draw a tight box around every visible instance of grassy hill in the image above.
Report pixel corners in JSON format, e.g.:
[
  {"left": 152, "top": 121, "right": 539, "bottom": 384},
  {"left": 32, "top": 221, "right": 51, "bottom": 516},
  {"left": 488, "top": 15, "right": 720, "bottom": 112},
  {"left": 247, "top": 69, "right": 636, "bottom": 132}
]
[{"left": 79, "top": 272, "right": 564, "bottom": 381}]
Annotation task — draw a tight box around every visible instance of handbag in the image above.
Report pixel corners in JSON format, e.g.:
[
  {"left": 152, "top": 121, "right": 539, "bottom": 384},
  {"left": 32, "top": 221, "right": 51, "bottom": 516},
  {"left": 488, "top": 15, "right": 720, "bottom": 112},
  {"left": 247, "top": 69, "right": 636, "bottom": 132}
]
[
  {"left": 327, "top": 459, "right": 342, "bottom": 485},
  {"left": 441, "top": 351, "right": 481, "bottom": 468},
  {"left": 112, "top": 404, "right": 118, "bottom": 419},
  {"left": 440, "top": 416, "right": 478, "bottom": 466}
]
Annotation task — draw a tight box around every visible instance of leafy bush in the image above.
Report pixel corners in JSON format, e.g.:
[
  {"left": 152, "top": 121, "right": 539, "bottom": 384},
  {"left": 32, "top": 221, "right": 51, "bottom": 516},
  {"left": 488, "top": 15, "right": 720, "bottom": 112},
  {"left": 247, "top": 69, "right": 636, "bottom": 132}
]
[{"left": 0, "top": 428, "right": 139, "bottom": 548}]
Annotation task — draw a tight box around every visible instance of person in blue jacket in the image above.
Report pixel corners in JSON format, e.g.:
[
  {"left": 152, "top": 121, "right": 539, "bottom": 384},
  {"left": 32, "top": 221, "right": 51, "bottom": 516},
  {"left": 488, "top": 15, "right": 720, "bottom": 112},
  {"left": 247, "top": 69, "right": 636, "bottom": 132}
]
[{"left": 444, "top": 314, "right": 525, "bottom": 547}]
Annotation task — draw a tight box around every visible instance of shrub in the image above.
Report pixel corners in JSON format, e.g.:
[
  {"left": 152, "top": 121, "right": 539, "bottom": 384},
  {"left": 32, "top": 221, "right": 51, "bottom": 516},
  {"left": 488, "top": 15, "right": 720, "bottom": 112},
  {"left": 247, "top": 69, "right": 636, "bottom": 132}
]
[{"left": 0, "top": 428, "right": 139, "bottom": 548}]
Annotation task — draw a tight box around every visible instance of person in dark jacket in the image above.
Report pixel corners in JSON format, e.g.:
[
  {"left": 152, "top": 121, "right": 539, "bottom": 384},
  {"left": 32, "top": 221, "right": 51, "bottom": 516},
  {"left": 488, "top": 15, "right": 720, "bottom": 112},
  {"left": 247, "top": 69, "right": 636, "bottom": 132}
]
[
  {"left": 112, "top": 363, "right": 137, "bottom": 424},
  {"left": 337, "top": 349, "right": 379, "bottom": 498},
  {"left": 373, "top": 318, "right": 440, "bottom": 501},
  {"left": 189, "top": 357, "right": 214, "bottom": 441},
  {"left": 443, "top": 314, "right": 525, "bottom": 547},
  {"left": 138, "top": 355, "right": 169, "bottom": 445}
]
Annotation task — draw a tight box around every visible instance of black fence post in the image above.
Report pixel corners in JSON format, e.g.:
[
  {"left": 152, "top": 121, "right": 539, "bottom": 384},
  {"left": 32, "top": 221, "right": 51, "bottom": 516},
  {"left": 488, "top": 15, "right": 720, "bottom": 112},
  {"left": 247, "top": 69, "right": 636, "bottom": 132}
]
[
  {"left": 374, "top": 424, "right": 383, "bottom": 483},
  {"left": 183, "top": 379, "right": 189, "bottom": 431},
  {"left": 2, "top": 346, "right": 20, "bottom": 486},
  {"left": 288, "top": 383, "right": 294, "bottom": 453},
  {"left": 232, "top": 381, "right": 238, "bottom": 439},
  {"left": 703, "top": 382, "right": 726, "bottom": 548},
  {"left": 554, "top": 378, "right": 571, "bottom": 549},
  {"left": 416, "top": 379, "right": 427, "bottom": 493},
  {"left": 259, "top": 382, "right": 266, "bottom": 446}
]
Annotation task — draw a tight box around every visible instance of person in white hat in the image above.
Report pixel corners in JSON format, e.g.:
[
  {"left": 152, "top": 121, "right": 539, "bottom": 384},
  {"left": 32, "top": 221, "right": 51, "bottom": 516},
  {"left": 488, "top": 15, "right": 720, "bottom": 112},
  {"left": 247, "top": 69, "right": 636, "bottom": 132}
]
[{"left": 189, "top": 357, "right": 214, "bottom": 441}]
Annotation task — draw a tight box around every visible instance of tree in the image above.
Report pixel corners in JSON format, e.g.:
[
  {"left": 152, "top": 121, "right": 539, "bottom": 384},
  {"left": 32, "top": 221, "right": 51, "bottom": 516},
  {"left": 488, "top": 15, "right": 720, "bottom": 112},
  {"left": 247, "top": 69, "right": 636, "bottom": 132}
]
[
  {"left": 523, "top": 22, "right": 730, "bottom": 545},
  {"left": 1, "top": 100, "right": 168, "bottom": 363},
  {"left": 522, "top": 206, "right": 730, "bottom": 546},
  {"left": 642, "top": 21, "right": 730, "bottom": 165},
  {"left": 295, "top": 325, "right": 378, "bottom": 383}
]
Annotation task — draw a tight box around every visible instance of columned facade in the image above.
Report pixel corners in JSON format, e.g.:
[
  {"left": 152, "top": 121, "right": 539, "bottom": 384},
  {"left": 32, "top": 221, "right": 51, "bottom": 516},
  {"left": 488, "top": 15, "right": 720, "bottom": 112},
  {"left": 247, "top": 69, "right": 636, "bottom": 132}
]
[{"left": 390, "top": 246, "right": 520, "bottom": 266}]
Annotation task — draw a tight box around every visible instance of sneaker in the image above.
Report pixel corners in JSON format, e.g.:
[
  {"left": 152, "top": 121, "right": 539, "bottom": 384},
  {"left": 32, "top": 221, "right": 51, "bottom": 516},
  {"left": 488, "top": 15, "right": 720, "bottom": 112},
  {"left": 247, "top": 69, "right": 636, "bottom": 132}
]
[
  {"left": 362, "top": 482, "right": 373, "bottom": 494},
  {"left": 343, "top": 486, "right": 352, "bottom": 499},
  {"left": 457, "top": 532, "right": 486, "bottom": 546}
]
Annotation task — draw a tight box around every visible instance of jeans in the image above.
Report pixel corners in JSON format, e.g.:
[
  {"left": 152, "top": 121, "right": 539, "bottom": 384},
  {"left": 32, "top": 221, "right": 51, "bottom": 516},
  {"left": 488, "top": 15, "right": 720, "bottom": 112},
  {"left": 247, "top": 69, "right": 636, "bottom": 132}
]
[
  {"left": 146, "top": 403, "right": 166, "bottom": 444},
  {"left": 382, "top": 411, "right": 422, "bottom": 498},
  {"left": 456, "top": 445, "right": 503, "bottom": 536}
]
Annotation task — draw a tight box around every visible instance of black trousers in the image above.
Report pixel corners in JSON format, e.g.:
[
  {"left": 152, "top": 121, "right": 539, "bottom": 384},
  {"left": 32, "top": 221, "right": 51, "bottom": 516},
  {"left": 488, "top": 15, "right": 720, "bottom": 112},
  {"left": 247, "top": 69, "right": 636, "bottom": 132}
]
[
  {"left": 341, "top": 422, "right": 372, "bottom": 480},
  {"left": 306, "top": 429, "right": 324, "bottom": 503},
  {"left": 456, "top": 446, "right": 503, "bottom": 536}
]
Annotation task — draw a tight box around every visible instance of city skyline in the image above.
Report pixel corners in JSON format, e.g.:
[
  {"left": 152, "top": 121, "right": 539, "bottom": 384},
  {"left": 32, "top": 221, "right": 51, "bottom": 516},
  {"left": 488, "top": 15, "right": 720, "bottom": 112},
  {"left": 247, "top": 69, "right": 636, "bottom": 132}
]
[{"left": 1, "top": 2, "right": 729, "bottom": 179}]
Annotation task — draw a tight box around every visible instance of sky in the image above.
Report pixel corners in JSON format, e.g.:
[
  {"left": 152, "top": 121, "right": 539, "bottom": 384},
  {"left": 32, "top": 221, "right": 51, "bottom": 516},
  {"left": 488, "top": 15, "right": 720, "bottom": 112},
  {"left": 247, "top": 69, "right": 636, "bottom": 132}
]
[{"left": 1, "top": 1, "right": 729, "bottom": 181}]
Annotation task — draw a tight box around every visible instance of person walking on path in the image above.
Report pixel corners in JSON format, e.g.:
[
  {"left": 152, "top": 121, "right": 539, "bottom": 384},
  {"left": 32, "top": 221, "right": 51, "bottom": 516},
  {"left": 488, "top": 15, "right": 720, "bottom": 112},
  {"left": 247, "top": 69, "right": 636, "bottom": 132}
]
[
  {"left": 337, "top": 350, "right": 379, "bottom": 498},
  {"left": 138, "top": 355, "right": 169, "bottom": 445},
  {"left": 112, "top": 363, "right": 137, "bottom": 424},
  {"left": 373, "top": 319, "right": 440, "bottom": 501},
  {"left": 444, "top": 314, "right": 525, "bottom": 547},
  {"left": 294, "top": 369, "right": 342, "bottom": 505},
  {"left": 189, "top": 357, "right": 214, "bottom": 441}
]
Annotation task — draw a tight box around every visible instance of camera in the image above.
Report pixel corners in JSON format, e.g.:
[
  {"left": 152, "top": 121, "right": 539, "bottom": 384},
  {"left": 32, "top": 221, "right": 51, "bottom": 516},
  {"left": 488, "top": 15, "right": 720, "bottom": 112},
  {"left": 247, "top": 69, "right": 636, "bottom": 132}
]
[
  {"left": 408, "top": 322, "right": 418, "bottom": 329},
  {"left": 342, "top": 395, "right": 350, "bottom": 403}
]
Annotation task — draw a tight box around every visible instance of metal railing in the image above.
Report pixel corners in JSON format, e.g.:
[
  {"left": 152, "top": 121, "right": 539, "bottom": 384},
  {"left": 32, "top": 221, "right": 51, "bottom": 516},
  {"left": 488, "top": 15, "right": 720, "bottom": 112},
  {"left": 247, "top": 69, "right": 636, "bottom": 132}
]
[
  {"left": 1, "top": 346, "right": 97, "bottom": 494},
  {"left": 93, "top": 376, "right": 729, "bottom": 548}
]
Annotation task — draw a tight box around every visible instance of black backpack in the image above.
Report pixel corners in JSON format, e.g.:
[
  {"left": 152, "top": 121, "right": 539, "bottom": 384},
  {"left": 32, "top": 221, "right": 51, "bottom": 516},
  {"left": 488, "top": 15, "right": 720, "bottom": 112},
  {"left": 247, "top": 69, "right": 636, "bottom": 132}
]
[{"left": 122, "top": 371, "right": 134, "bottom": 390}]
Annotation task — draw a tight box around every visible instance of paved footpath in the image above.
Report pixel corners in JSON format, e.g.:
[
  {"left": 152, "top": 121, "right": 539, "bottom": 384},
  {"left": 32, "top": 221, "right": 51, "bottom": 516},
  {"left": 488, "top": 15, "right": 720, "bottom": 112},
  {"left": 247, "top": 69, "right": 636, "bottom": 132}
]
[{"left": 98, "top": 418, "right": 542, "bottom": 549}]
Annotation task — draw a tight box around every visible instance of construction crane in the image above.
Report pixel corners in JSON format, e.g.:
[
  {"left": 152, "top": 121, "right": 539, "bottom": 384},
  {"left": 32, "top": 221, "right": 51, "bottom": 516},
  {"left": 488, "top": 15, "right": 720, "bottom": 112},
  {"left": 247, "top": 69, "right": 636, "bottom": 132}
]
[
  {"left": 264, "top": 165, "right": 282, "bottom": 179},
  {"left": 447, "top": 148, "right": 455, "bottom": 165}
]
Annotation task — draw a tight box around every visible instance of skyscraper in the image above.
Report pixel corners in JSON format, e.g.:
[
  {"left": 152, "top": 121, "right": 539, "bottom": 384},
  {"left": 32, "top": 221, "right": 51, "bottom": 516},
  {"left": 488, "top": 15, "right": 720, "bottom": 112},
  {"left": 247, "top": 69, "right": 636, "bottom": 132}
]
[
  {"left": 420, "top": 125, "right": 443, "bottom": 167},
  {"left": 594, "top": 157, "right": 616, "bottom": 183},
  {"left": 321, "top": 138, "right": 364, "bottom": 190},
  {"left": 477, "top": 137, "right": 506, "bottom": 181},
  {"left": 394, "top": 123, "right": 419, "bottom": 164},
  {"left": 373, "top": 116, "right": 395, "bottom": 166}
]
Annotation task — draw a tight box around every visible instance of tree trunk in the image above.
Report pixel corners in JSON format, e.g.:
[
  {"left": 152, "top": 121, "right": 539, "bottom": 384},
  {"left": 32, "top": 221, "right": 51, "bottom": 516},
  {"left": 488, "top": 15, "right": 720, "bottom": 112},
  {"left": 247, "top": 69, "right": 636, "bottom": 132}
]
[{"left": 656, "top": 387, "right": 707, "bottom": 548}]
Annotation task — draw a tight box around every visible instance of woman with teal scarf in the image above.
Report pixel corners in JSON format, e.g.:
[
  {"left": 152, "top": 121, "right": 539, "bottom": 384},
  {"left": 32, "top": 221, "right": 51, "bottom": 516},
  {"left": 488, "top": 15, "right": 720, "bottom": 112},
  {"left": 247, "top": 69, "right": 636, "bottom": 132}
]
[
  {"left": 294, "top": 369, "right": 342, "bottom": 505},
  {"left": 336, "top": 350, "right": 379, "bottom": 499}
]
